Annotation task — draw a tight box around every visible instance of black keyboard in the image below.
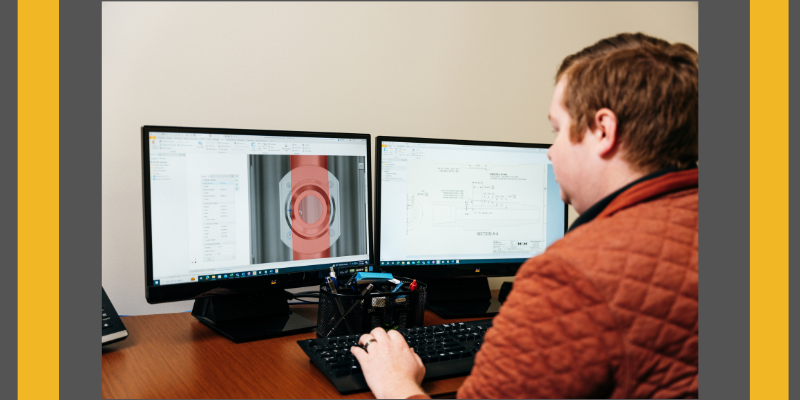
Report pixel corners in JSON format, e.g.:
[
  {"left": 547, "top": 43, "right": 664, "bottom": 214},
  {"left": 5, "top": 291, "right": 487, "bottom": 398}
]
[
  {"left": 102, "top": 287, "right": 129, "bottom": 346},
  {"left": 297, "top": 319, "right": 492, "bottom": 394}
]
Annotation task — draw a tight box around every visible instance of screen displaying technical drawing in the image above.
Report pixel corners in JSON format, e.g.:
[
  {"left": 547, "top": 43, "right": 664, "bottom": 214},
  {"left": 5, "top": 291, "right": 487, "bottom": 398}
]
[
  {"left": 378, "top": 140, "right": 566, "bottom": 265},
  {"left": 405, "top": 160, "right": 547, "bottom": 257}
]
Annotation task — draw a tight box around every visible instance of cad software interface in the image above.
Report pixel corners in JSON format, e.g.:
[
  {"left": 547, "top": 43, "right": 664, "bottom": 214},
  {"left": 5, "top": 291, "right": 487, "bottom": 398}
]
[
  {"left": 147, "top": 131, "right": 370, "bottom": 286},
  {"left": 379, "top": 141, "right": 565, "bottom": 267}
]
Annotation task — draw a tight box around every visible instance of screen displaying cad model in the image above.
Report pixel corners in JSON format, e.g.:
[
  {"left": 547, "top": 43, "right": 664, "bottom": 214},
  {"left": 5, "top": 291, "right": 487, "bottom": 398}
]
[
  {"left": 379, "top": 141, "right": 566, "bottom": 265},
  {"left": 147, "top": 132, "right": 370, "bottom": 286},
  {"left": 248, "top": 155, "right": 367, "bottom": 264}
]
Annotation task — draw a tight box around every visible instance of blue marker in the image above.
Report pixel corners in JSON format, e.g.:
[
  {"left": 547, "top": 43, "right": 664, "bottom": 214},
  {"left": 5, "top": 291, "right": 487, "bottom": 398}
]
[
  {"left": 390, "top": 280, "right": 404, "bottom": 293},
  {"left": 389, "top": 278, "right": 406, "bottom": 300}
]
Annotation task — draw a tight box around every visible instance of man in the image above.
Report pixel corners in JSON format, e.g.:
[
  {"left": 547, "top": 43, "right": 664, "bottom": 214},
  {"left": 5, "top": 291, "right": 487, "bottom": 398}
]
[{"left": 351, "top": 33, "right": 699, "bottom": 399}]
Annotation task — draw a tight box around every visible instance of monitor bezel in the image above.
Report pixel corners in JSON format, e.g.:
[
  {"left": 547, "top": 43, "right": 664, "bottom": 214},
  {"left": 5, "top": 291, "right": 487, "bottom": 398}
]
[
  {"left": 142, "top": 125, "right": 374, "bottom": 304},
  {"left": 374, "top": 135, "right": 568, "bottom": 280}
]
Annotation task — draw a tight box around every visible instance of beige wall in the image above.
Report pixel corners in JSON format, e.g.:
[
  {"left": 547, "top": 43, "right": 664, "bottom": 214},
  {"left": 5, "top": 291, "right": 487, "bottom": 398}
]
[{"left": 103, "top": 2, "right": 698, "bottom": 315}]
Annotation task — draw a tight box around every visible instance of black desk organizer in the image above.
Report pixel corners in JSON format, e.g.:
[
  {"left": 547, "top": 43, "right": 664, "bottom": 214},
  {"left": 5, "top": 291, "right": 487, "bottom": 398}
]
[{"left": 317, "top": 278, "right": 427, "bottom": 337}]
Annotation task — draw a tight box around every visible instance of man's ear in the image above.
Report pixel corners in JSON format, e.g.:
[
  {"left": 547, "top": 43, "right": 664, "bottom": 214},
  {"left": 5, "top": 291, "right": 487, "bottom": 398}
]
[{"left": 592, "top": 108, "right": 618, "bottom": 157}]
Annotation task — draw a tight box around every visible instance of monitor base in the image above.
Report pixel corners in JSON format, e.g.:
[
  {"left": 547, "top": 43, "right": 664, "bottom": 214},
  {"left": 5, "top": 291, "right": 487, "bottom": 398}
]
[
  {"left": 191, "top": 291, "right": 316, "bottom": 343},
  {"left": 194, "top": 312, "right": 316, "bottom": 343},
  {"left": 424, "top": 277, "right": 501, "bottom": 319}
]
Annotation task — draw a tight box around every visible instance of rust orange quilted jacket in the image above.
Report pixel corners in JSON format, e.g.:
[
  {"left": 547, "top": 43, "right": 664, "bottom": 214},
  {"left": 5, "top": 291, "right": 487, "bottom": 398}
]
[{"left": 413, "top": 169, "right": 699, "bottom": 399}]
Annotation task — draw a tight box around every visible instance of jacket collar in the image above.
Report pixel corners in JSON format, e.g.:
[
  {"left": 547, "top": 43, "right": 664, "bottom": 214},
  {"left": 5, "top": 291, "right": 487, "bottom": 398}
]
[{"left": 568, "top": 167, "right": 698, "bottom": 232}]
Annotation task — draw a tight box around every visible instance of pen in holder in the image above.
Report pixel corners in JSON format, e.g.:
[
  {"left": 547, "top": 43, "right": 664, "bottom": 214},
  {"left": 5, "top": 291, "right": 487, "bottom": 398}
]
[
  {"left": 325, "top": 276, "right": 354, "bottom": 334},
  {"left": 316, "top": 278, "right": 426, "bottom": 337},
  {"left": 325, "top": 284, "right": 373, "bottom": 337}
]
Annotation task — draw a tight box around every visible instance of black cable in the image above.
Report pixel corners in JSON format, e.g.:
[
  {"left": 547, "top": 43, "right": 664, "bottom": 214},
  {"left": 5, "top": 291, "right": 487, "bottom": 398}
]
[
  {"left": 293, "top": 291, "right": 321, "bottom": 297},
  {"left": 293, "top": 294, "right": 321, "bottom": 304},
  {"left": 289, "top": 300, "right": 319, "bottom": 305},
  {"left": 293, "top": 292, "right": 321, "bottom": 298}
]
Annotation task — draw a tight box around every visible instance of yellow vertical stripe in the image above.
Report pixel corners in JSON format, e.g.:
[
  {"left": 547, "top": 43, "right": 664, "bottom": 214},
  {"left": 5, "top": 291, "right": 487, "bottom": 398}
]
[
  {"left": 18, "top": 0, "right": 59, "bottom": 399},
  {"left": 751, "top": 0, "right": 789, "bottom": 399}
]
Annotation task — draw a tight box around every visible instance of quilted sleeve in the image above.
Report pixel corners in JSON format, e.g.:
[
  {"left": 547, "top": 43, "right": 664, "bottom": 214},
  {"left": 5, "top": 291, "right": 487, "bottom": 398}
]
[{"left": 457, "top": 254, "right": 625, "bottom": 399}]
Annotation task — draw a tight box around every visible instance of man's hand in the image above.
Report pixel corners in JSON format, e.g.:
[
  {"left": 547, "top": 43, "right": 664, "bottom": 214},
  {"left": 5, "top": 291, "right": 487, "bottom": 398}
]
[{"left": 351, "top": 328, "right": 427, "bottom": 399}]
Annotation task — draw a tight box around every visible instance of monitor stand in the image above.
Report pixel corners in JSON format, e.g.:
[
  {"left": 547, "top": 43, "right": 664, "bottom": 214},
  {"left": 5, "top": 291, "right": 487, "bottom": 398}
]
[
  {"left": 424, "top": 277, "right": 502, "bottom": 319},
  {"left": 191, "top": 290, "right": 316, "bottom": 343}
]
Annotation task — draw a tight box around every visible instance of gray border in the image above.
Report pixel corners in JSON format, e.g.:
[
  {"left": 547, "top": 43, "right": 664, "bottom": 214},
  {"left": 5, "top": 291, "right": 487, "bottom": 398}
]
[
  {"left": 0, "top": 0, "right": 16, "bottom": 398},
  {"left": 698, "top": 0, "right": 751, "bottom": 397},
  {"left": 57, "top": 0, "right": 757, "bottom": 399},
  {"left": 61, "top": 0, "right": 100, "bottom": 399},
  {"left": 791, "top": 0, "right": 798, "bottom": 396}
]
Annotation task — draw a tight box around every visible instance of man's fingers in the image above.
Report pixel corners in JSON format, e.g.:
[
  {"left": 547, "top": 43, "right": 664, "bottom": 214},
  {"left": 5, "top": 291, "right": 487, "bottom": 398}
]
[
  {"left": 370, "top": 327, "right": 391, "bottom": 343},
  {"left": 358, "top": 333, "right": 375, "bottom": 346},
  {"left": 387, "top": 329, "right": 408, "bottom": 346},
  {"left": 351, "top": 345, "right": 368, "bottom": 361}
]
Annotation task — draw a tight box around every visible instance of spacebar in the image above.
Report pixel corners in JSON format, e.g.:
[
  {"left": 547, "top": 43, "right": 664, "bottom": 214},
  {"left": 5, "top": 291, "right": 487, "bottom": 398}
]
[{"left": 422, "top": 358, "right": 475, "bottom": 381}]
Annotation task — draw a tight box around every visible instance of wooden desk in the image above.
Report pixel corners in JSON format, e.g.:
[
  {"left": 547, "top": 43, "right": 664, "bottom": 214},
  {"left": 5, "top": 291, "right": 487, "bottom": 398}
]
[{"left": 102, "top": 300, "right": 493, "bottom": 399}]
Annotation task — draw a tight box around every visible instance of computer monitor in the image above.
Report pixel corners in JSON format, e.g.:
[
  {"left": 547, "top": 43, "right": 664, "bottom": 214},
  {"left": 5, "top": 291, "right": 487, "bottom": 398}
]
[
  {"left": 375, "top": 136, "right": 567, "bottom": 318},
  {"left": 142, "top": 126, "right": 374, "bottom": 342}
]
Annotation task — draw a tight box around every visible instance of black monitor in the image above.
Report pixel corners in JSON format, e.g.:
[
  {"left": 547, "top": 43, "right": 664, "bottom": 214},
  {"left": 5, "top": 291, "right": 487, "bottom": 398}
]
[
  {"left": 142, "top": 126, "right": 374, "bottom": 342},
  {"left": 375, "top": 136, "right": 568, "bottom": 318}
]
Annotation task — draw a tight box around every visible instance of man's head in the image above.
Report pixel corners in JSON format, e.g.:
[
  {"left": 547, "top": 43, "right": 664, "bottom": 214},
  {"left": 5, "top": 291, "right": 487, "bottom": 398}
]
[{"left": 547, "top": 33, "right": 698, "bottom": 213}]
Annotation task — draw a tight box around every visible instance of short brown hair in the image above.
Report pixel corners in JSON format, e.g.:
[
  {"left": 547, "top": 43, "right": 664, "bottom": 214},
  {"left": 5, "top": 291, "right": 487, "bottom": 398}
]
[{"left": 556, "top": 33, "right": 698, "bottom": 172}]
